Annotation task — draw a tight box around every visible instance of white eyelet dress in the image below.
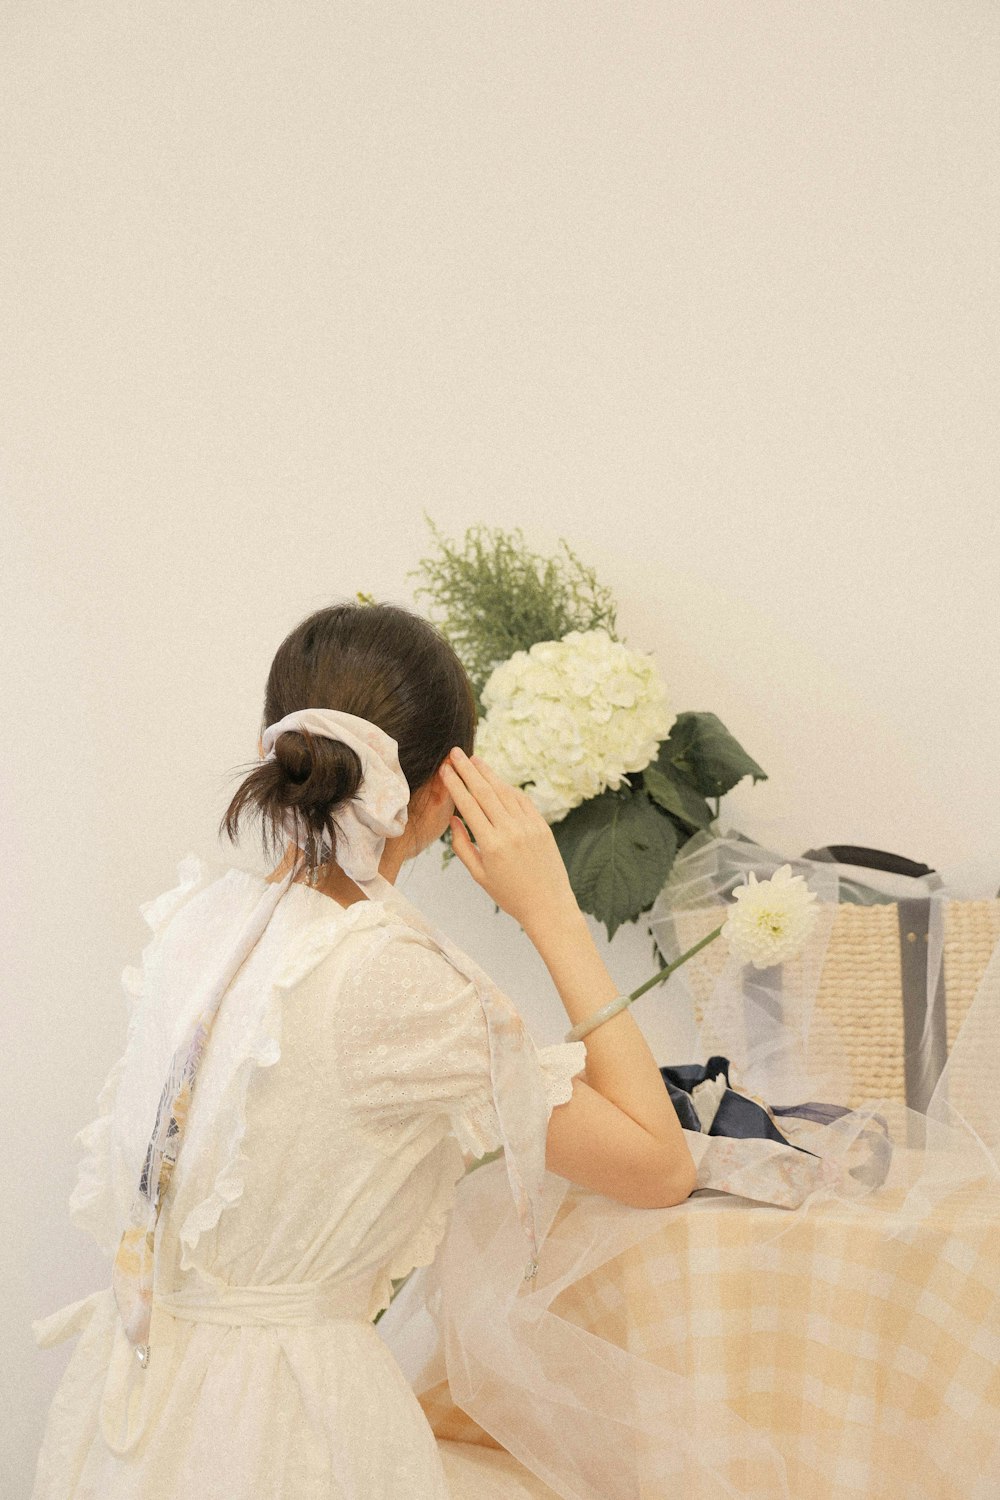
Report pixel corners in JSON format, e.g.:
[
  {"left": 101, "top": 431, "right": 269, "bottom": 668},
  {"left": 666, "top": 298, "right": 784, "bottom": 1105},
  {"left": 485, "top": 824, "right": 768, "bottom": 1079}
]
[{"left": 31, "top": 858, "right": 586, "bottom": 1499}]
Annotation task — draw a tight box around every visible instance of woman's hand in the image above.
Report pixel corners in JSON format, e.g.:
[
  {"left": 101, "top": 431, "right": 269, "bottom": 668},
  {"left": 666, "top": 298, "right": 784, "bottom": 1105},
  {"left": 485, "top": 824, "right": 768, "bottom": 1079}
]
[{"left": 439, "top": 748, "right": 581, "bottom": 937}]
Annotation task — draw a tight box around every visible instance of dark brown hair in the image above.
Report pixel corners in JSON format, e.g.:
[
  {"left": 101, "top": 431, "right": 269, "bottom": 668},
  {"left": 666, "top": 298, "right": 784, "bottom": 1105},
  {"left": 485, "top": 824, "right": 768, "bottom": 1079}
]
[{"left": 220, "top": 601, "right": 477, "bottom": 881}]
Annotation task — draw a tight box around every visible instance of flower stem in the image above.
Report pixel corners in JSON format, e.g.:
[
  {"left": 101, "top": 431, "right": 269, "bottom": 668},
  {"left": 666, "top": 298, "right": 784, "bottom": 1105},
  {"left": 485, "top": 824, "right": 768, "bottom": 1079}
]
[{"left": 626, "top": 924, "right": 725, "bottom": 1006}]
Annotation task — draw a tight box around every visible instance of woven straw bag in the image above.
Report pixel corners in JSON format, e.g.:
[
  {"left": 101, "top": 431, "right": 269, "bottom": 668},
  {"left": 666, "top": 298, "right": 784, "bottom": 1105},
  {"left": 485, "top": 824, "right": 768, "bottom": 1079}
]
[{"left": 666, "top": 895, "right": 1000, "bottom": 1116}]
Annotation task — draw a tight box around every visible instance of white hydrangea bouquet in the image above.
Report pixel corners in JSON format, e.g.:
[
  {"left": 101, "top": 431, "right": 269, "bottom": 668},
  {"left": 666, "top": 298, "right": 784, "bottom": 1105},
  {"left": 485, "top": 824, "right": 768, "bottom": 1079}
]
[
  {"left": 412, "top": 521, "right": 770, "bottom": 939},
  {"left": 475, "top": 630, "right": 671, "bottom": 822}
]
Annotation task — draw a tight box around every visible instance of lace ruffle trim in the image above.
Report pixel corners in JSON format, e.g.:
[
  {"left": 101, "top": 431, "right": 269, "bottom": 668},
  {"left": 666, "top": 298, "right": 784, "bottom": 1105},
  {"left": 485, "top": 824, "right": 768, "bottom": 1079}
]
[
  {"left": 537, "top": 1040, "right": 587, "bottom": 1112},
  {"left": 177, "top": 895, "right": 393, "bottom": 1269},
  {"left": 67, "top": 1051, "right": 130, "bottom": 1253},
  {"left": 68, "top": 855, "right": 213, "bottom": 1254},
  {"left": 447, "top": 1091, "right": 507, "bottom": 1160},
  {"left": 442, "top": 1039, "right": 586, "bottom": 1161},
  {"left": 367, "top": 1146, "right": 470, "bottom": 1322}
]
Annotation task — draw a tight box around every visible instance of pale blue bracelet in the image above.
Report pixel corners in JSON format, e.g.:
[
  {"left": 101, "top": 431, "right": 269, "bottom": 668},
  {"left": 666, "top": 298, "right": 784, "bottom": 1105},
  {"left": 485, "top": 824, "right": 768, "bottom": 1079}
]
[{"left": 564, "top": 993, "right": 633, "bottom": 1043}]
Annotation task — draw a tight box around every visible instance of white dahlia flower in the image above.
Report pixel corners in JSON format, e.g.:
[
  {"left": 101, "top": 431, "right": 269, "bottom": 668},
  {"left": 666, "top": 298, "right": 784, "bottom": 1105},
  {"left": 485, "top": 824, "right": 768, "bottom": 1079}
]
[
  {"left": 721, "top": 864, "right": 820, "bottom": 968},
  {"left": 474, "top": 628, "right": 675, "bottom": 823}
]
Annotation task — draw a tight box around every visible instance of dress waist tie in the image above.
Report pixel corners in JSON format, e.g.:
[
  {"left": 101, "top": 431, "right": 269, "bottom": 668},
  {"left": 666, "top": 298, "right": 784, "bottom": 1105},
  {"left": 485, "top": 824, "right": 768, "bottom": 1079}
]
[
  {"left": 32, "top": 1274, "right": 377, "bottom": 1456},
  {"left": 156, "top": 1274, "right": 375, "bottom": 1327}
]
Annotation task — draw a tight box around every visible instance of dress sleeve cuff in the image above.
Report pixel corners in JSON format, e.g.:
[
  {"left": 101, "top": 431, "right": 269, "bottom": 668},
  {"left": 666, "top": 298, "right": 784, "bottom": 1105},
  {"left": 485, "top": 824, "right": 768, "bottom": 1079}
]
[{"left": 536, "top": 1040, "right": 587, "bottom": 1114}]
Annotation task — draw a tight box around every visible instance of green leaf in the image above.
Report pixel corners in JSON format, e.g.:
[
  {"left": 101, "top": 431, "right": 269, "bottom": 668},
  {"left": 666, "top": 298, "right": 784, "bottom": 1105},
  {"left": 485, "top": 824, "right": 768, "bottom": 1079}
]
[
  {"left": 659, "top": 711, "right": 768, "bottom": 799},
  {"left": 552, "top": 789, "right": 679, "bottom": 940},
  {"left": 438, "top": 823, "right": 458, "bottom": 867},
  {"left": 642, "top": 762, "right": 714, "bottom": 831}
]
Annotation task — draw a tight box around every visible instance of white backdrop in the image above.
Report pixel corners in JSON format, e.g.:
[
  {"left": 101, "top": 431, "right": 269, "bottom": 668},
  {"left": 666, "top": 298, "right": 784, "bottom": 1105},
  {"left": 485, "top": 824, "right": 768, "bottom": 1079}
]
[{"left": 3, "top": 3, "right": 998, "bottom": 1493}]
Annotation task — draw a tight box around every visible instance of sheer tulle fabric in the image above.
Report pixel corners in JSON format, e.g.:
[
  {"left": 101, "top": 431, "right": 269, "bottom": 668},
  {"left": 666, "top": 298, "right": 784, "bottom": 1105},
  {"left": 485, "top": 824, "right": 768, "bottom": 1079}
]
[{"left": 377, "top": 831, "right": 1000, "bottom": 1499}]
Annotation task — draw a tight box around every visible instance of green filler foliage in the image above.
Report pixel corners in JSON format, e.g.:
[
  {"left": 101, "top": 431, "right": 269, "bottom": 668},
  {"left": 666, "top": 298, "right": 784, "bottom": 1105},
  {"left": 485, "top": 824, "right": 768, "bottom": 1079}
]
[{"left": 411, "top": 519, "right": 619, "bottom": 709}]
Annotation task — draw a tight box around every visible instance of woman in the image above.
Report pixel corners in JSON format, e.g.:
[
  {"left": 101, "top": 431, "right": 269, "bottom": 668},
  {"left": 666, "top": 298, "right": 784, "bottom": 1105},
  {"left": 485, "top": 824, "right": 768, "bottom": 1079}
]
[
  {"left": 31, "top": 600, "right": 699, "bottom": 1499},
  {"left": 33, "top": 599, "right": 999, "bottom": 1498}
]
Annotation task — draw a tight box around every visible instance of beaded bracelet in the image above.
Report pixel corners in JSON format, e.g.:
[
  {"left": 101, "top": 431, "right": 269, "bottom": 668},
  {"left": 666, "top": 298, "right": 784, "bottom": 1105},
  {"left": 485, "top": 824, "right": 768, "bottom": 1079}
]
[{"left": 564, "top": 992, "right": 634, "bottom": 1043}]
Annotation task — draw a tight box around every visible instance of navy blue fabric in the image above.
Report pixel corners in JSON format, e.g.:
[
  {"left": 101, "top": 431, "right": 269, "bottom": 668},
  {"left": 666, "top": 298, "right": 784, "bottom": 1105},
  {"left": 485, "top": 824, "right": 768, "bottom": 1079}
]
[
  {"left": 659, "top": 1057, "right": 893, "bottom": 1187},
  {"left": 660, "top": 1057, "right": 823, "bottom": 1158}
]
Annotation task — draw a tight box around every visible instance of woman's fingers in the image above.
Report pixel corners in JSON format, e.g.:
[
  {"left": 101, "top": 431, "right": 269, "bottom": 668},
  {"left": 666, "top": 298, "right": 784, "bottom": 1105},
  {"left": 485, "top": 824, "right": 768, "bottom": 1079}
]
[
  {"left": 442, "top": 749, "right": 516, "bottom": 837},
  {"left": 473, "top": 755, "right": 546, "bottom": 828},
  {"left": 439, "top": 758, "right": 495, "bottom": 845},
  {"left": 449, "top": 749, "right": 511, "bottom": 825},
  {"left": 468, "top": 753, "right": 524, "bottom": 814},
  {"left": 448, "top": 814, "right": 484, "bottom": 882}
]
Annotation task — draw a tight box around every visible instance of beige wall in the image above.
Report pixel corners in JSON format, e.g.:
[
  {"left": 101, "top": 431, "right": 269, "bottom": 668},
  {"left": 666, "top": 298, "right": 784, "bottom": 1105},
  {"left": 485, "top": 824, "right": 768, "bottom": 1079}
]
[{"left": 3, "top": 3, "right": 997, "bottom": 1490}]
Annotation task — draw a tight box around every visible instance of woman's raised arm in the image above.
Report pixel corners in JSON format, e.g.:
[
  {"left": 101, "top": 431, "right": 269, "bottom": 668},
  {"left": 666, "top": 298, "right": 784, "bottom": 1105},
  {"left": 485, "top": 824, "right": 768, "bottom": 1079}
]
[{"left": 440, "top": 747, "right": 697, "bottom": 1209}]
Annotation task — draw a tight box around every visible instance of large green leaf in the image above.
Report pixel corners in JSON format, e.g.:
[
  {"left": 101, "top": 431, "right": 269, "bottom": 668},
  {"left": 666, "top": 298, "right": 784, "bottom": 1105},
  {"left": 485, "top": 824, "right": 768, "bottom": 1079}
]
[
  {"left": 552, "top": 789, "right": 678, "bottom": 940},
  {"left": 642, "top": 762, "right": 714, "bottom": 831},
  {"left": 659, "top": 711, "right": 768, "bottom": 799}
]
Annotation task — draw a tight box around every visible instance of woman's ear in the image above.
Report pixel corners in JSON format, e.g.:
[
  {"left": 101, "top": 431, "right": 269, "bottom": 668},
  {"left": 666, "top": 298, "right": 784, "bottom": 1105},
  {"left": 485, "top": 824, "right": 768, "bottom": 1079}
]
[{"left": 419, "top": 763, "right": 452, "bottom": 815}]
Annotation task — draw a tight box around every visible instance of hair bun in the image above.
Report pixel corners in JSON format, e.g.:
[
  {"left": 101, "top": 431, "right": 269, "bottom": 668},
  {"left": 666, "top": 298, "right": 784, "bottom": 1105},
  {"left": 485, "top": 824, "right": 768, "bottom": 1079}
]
[
  {"left": 272, "top": 730, "right": 311, "bottom": 784},
  {"left": 274, "top": 729, "right": 364, "bottom": 814}
]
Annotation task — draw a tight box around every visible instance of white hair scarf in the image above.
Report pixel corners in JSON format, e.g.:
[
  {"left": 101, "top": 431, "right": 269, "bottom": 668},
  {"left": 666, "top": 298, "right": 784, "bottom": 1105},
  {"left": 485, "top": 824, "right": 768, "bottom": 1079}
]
[
  {"left": 259, "top": 707, "right": 410, "bottom": 882},
  {"left": 109, "top": 708, "right": 410, "bottom": 1383}
]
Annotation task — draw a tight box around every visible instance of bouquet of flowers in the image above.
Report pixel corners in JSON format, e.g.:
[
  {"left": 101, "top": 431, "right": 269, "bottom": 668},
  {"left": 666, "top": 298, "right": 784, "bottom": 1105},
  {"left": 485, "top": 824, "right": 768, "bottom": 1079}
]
[{"left": 412, "top": 521, "right": 768, "bottom": 938}]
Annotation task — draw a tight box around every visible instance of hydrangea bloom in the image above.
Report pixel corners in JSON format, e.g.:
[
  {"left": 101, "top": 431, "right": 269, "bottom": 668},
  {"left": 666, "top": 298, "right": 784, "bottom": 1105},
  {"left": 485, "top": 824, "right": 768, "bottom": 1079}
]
[
  {"left": 474, "top": 628, "right": 675, "bottom": 823},
  {"left": 721, "top": 864, "right": 820, "bottom": 968}
]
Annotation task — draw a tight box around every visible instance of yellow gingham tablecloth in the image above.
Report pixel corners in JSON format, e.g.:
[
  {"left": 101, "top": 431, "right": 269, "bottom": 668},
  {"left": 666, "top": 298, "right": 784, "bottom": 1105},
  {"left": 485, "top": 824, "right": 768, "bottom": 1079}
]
[{"left": 420, "top": 1169, "right": 1000, "bottom": 1500}]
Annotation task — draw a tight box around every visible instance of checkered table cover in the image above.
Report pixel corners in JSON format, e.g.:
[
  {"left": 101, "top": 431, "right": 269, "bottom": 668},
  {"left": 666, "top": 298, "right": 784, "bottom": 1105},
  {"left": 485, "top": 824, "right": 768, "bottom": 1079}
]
[{"left": 420, "top": 1167, "right": 1000, "bottom": 1499}]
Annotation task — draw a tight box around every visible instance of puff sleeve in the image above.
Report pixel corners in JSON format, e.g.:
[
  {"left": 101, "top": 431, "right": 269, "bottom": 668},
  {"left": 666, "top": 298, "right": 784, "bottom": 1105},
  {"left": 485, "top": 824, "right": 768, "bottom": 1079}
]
[{"left": 330, "top": 921, "right": 586, "bottom": 1160}]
